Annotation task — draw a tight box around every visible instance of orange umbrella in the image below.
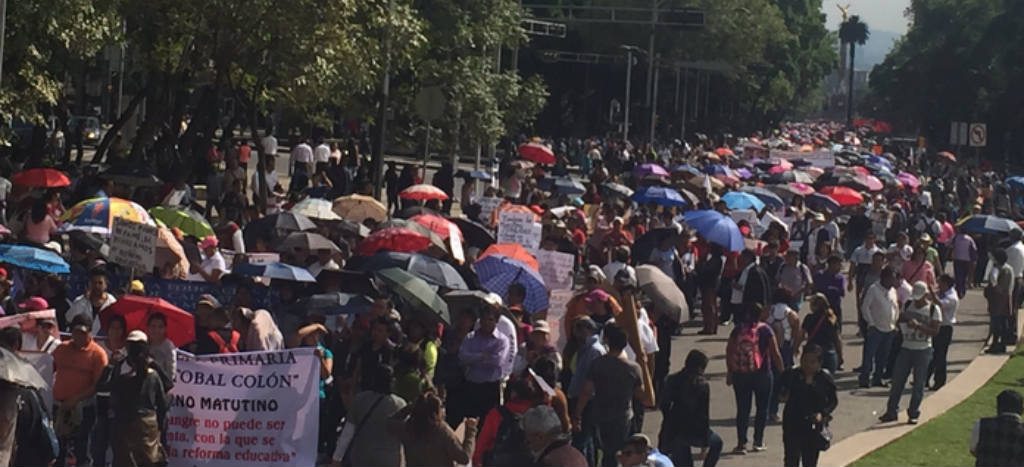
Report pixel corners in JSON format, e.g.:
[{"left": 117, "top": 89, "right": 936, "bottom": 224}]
[
  {"left": 478, "top": 243, "right": 539, "bottom": 271},
  {"left": 399, "top": 184, "right": 449, "bottom": 201}
]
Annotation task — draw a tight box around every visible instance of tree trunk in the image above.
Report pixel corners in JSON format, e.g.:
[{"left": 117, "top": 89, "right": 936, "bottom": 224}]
[
  {"left": 94, "top": 88, "right": 147, "bottom": 164},
  {"left": 846, "top": 43, "right": 856, "bottom": 128}
]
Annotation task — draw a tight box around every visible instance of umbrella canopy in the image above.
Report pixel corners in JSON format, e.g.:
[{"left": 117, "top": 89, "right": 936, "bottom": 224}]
[
  {"left": 376, "top": 268, "right": 450, "bottom": 325},
  {"left": 784, "top": 182, "right": 815, "bottom": 196},
  {"left": 319, "top": 269, "right": 380, "bottom": 297},
  {"left": 232, "top": 262, "right": 317, "bottom": 282},
  {"left": 805, "top": 193, "right": 842, "bottom": 214},
  {"left": 937, "top": 151, "right": 956, "bottom": 162},
  {"left": 300, "top": 292, "right": 373, "bottom": 315},
  {"left": 410, "top": 214, "right": 462, "bottom": 240},
  {"left": 636, "top": 265, "right": 688, "bottom": 323},
  {"left": 0, "top": 347, "right": 47, "bottom": 389},
  {"left": 243, "top": 212, "right": 317, "bottom": 244},
  {"left": 456, "top": 169, "right": 493, "bottom": 181},
  {"left": 897, "top": 171, "right": 921, "bottom": 189},
  {"left": 475, "top": 255, "right": 549, "bottom": 314},
  {"left": 551, "top": 177, "right": 586, "bottom": 195},
  {"left": 681, "top": 210, "right": 744, "bottom": 252},
  {"left": 734, "top": 167, "right": 754, "bottom": 179},
  {"left": 448, "top": 217, "right": 495, "bottom": 250},
  {"left": 765, "top": 170, "right": 815, "bottom": 184},
  {"left": 400, "top": 184, "right": 449, "bottom": 201},
  {"left": 291, "top": 198, "right": 343, "bottom": 221},
  {"left": 0, "top": 243, "right": 70, "bottom": 273},
  {"left": 632, "top": 186, "right": 688, "bottom": 207},
  {"left": 721, "top": 192, "right": 766, "bottom": 212},
  {"left": 376, "top": 219, "right": 448, "bottom": 251},
  {"left": 739, "top": 186, "right": 785, "bottom": 209},
  {"left": 101, "top": 295, "right": 195, "bottom": 347},
  {"left": 634, "top": 163, "right": 670, "bottom": 178},
  {"left": 279, "top": 232, "right": 340, "bottom": 253},
  {"left": 60, "top": 197, "right": 154, "bottom": 234},
  {"left": 518, "top": 142, "right": 556, "bottom": 164},
  {"left": 840, "top": 174, "right": 884, "bottom": 192},
  {"left": 149, "top": 206, "right": 214, "bottom": 238},
  {"left": 333, "top": 194, "right": 388, "bottom": 223},
  {"left": 352, "top": 251, "right": 468, "bottom": 289},
  {"left": 957, "top": 215, "right": 1022, "bottom": 235},
  {"left": 479, "top": 243, "right": 539, "bottom": 271},
  {"left": 13, "top": 168, "right": 70, "bottom": 187},
  {"left": 602, "top": 182, "right": 635, "bottom": 198},
  {"left": 672, "top": 165, "right": 703, "bottom": 178},
  {"left": 631, "top": 227, "right": 679, "bottom": 264},
  {"left": 819, "top": 186, "right": 864, "bottom": 206},
  {"left": 356, "top": 227, "right": 433, "bottom": 256},
  {"left": 705, "top": 164, "right": 732, "bottom": 176}
]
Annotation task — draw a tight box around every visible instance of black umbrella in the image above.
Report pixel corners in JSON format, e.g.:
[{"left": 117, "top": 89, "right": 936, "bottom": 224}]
[
  {"left": 631, "top": 227, "right": 679, "bottom": 264},
  {"left": 447, "top": 217, "right": 495, "bottom": 250},
  {"left": 376, "top": 268, "right": 450, "bottom": 325},
  {"left": 243, "top": 212, "right": 317, "bottom": 245},
  {"left": 395, "top": 205, "right": 439, "bottom": 219},
  {"left": 317, "top": 269, "right": 380, "bottom": 297},
  {"left": 278, "top": 232, "right": 340, "bottom": 253},
  {"left": 350, "top": 251, "right": 468, "bottom": 290},
  {"left": 301, "top": 292, "right": 373, "bottom": 315}
]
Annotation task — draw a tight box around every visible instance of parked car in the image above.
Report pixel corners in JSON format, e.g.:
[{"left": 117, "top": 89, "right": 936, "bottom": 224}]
[{"left": 68, "top": 116, "right": 102, "bottom": 145}]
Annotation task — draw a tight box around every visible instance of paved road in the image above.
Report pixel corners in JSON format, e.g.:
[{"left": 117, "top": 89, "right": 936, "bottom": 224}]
[{"left": 639, "top": 287, "right": 990, "bottom": 466}]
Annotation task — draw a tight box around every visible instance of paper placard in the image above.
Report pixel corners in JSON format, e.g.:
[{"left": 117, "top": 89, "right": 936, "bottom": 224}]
[
  {"left": 110, "top": 217, "right": 158, "bottom": 272},
  {"left": 535, "top": 250, "right": 574, "bottom": 291},
  {"left": 547, "top": 290, "right": 574, "bottom": 350},
  {"left": 477, "top": 197, "right": 502, "bottom": 225},
  {"left": 497, "top": 211, "right": 542, "bottom": 251},
  {"left": 165, "top": 348, "right": 319, "bottom": 467}
]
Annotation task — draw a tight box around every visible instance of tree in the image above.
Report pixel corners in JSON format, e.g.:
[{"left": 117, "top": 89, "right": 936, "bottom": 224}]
[{"left": 839, "top": 14, "right": 869, "bottom": 128}]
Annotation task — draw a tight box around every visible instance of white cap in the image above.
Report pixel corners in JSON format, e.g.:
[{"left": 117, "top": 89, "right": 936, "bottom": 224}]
[
  {"left": 911, "top": 281, "right": 928, "bottom": 300},
  {"left": 126, "top": 330, "right": 149, "bottom": 343}
]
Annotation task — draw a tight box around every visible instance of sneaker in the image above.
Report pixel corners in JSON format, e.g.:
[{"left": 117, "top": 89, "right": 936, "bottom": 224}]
[
  {"left": 908, "top": 417, "right": 919, "bottom": 425},
  {"left": 878, "top": 412, "right": 898, "bottom": 423},
  {"left": 732, "top": 445, "right": 748, "bottom": 455},
  {"left": 753, "top": 444, "right": 767, "bottom": 452}
]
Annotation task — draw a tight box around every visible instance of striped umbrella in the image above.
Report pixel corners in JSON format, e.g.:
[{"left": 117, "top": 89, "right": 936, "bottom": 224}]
[{"left": 60, "top": 197, "right": 154, "bottom": 235}]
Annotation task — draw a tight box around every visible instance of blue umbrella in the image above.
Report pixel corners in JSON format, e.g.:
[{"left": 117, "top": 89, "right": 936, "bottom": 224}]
[
  {"left": 681, "top": 210, "right": 744, "bottom": 252},
  {"left": 474, "top": 255, "right": 549, "bottom": 314},
  {"left": 957, "top": 215, "right": 1021, "bottom": 235},
  {"left": 1007, "top": 176, "right": 1024, "bottom": 189},
  {"left": 552, "top": 177, "right": 586, "bottom": 195},
  {"left": 0, "top": 244, "right": 70, "bottom": 273},
  {"left": 232, "top": 262, "right": 317, "bottom": 282},
  {"left": 739, "top": 186, "right": 785, "bottom": 209},
  {"left": 721, "top": 192, "right": 766, "bottom": 212},
  {"left": 632, "top": 186, "right": 688, "bottom": 207}
]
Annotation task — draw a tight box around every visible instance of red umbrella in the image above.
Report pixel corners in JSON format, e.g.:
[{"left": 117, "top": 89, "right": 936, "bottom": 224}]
[
  {"left": 12, "top": 168, "right": 71, "bottom": 188},
  {"left": 819, "top": 186, "right": 864, "bottom": 206},
  {"left": 937, "top": 151, "right": 956, "bottom": 162},
  {"left": 478, "top": 243, "right": 539, "bottom": 271},
  {"left": 101, "top": 295, "right": 195, "bottom": 347},
  {"left": 356, "top": 227, "right": 432, "bottom": 256},
  {"left": 714, "top": 147, "right": 735, "bottom": 157},
  {"left": 410, "top": 214, "right": 463, "bottom": 240},
  {"left": 518, "top": 142, "right": 556, "bottom": 165},
  {"left": 399, "top": 184, "right": 449, "bottom": 201}
]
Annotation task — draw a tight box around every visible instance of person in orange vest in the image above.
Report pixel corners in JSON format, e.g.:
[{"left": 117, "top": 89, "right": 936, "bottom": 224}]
[{"left": 194, "top": 305, "right": 240, "bottom": 355}]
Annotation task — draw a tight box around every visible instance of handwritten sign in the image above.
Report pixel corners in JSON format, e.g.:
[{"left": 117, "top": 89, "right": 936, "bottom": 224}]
[
  {"left": 165, "top": 349, "right": 319, "bottom": 467},
  {"left": 110, "top": 217, "right": 158, "bottom": 272},
  {"left": 477, "top": 197, "right": 502, "bottom": 225},
  {"left": 535, "top": 250, "right": 574, "bottom": 291},
  {"left": 497, "top": 211, "right": 542, "bottom": 251},
  {"left": 547, "top": 290, "right": 574, "bottom": 350}
]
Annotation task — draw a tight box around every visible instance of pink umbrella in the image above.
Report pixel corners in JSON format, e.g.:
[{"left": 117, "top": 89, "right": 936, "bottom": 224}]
[
  {"left": 399, "top": 184, "right": 449, "bottom": 201},
  {"left": 897, "top": 171, "right": 921, "bottom": 189},
  {"left": 856, "top": 174, "right": 884, "bottom": 192},
  {"left": 786, "top": 182, "right": 815, "bottom": 196}
]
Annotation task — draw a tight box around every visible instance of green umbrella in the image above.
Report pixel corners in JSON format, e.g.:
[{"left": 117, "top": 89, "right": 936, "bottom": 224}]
[
  {"left": 149, "top": 206, "right": 214, "bottom": 238},
  {"left": 376, "top": 267, "right": 450, "bottom": 325}
]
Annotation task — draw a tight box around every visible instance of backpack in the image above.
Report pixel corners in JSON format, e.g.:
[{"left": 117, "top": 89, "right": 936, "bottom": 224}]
[
  {"left": 208, "top": 330, "right": 240, "bottom": 353},
  {"left": 483, "top": 406, "right": 533, "bottom": 467},
  {"left": 729, "top": 323, "right": 765, "bottom": 373}
]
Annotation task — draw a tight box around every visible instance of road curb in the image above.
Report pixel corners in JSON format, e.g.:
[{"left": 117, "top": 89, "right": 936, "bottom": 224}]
[{"left": 822, "top": 314, "right": 1024, "bottom": 467}]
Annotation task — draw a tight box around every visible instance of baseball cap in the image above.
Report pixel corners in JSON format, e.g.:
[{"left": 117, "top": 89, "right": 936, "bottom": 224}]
[
  {"left": 573, "top": 316, "right": 599, "bottom": 331},
  {"left": 70, "top": 315, "right": 93, "bottom": 333},
  {"left": 531, "top": 320, "right": 552, "bottom": 334},
  {"left": 126, "top": 330, "right": 148, "bottom": 343},
  {"left": 911, "top": 281, "right": 929, "bottom": 300},
  {"left": 18, "top": 296, "right": 49, "bottom": 312},
  {"left": 200, "top": 235, "right": 219, "bottom": 249}
]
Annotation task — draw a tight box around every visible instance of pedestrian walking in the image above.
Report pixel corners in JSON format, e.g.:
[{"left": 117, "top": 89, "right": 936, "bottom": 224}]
[
  {"left": 801, "top": 294, "right": 844, "bottom": 374},
  {"left": 985, "top": 249, "right": 1015, "bottom": 354},
  {"left": 659, "top": 349, "right": 723, "bottom": 467},
  {"left": 726, "top": 304, "right": 783, "bottom": 454},
  {"left": 52, "top": 315, "right": 108, "bottom": 467},
  {"left": 778, "top": 344, "right": 838, "bottom": 467},
  {"left": 109, "top": 331, "right": 170, "bottom": 467}
]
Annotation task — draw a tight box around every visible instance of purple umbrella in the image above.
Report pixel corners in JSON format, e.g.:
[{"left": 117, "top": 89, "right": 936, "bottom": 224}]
[
  {"left": 734, "top": 168, "right": 754, "bottom": 179},
  {"left": 634, "top": 163, "right": 669, "bottom": 178}
]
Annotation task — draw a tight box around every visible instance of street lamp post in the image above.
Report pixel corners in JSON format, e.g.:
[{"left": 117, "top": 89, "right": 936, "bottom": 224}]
[{"left": 621, "top": 45, "right": 643, "bottom": 143}]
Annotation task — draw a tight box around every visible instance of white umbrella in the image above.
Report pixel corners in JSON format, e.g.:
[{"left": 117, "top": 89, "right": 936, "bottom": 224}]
[{"left": 291, "top": 198, "right": 342, "bottom": 221}]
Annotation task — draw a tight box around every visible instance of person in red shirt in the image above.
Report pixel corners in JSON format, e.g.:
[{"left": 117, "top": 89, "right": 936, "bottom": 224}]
[{"left": 472, "top": 376, "right": 543, "bottom": 466}]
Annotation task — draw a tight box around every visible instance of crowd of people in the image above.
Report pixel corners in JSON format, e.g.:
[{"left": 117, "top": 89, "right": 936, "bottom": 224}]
[{"left": 0, "top": 120, "right": 1023, "bottom": 467}]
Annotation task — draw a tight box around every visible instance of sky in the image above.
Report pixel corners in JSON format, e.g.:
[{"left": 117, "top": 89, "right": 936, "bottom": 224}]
[{"left": 823, "top": 0, "right": 911, "bottom": 34}]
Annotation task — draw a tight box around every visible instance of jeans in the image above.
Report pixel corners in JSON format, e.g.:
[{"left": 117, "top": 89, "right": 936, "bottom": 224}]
[
  {"left": 596, "top": 416, "right": 630, "bottom": 467},
  {"left": 56, "top": 400, "right": 97, "bottom": 467},
  {"left": 569, "top": 398, "right": 596, "bottom": 467},
  {"left": 669, "top": 430, "right": 723, "bottom": 467},
  {"left": 859, "top": 328, "right": 895, "bottom": 386},
  {"left": 953, "top": 260, "right": 971, "bottom": 297},
  {"left": 770, "top": 341, "right": 794, "bottom": 418},
  {"left": 732, "top": 371, "right": 773, "bottom": 446},
  {"left": 928, "top": 325, "right": 953, "bottom": 388},
  {"left": 821, "top": 349, "right": 838, "bottom": 375},
  {"left": 91, "top": 396, "right": 111, "bottom": 467},
  {"left": 783, "top": 428, "right": 821, "bottom": 467},
  {"left": 886, "top": 347, "right": 933, "bottom": 419}
]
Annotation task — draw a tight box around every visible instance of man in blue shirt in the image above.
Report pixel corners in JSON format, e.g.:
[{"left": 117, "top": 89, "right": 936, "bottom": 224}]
[
  {"left": 616, "top": 434, "right": 674, "bottom": 467},
  {"left": 567, "top": 316, "right": 605, "bottom": 466}
]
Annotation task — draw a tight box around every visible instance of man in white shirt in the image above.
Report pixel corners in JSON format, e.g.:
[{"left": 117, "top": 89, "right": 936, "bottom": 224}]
[
  {"left": 1005, "top": 229, "right": 1024, "bottom": 311},
  {"left": 188, "top": 236, "right": 227, "bottom": 283},
  {"left": 928, "top": 274, "right": 959, "bottom": 390},
  {"left": 313, "top": 140, "right": 331, "bottom": 172},
  {"left": 250, "top": 154, "right": 279, "bottom": 203},
  {"left": 290, "top": 139, "right": 314, "bottom": 176},
  {"left": 260, "top": 133, "right": 278, "bottom": 158},
  {"left": 67, "top": 270, "right": 117, "bottom": 335},
  {"left": 859, "top": 266, "right": 899, "bottom": 388},
  {"left": 603, "top": 246, "right": 631, "bottom": 283}
]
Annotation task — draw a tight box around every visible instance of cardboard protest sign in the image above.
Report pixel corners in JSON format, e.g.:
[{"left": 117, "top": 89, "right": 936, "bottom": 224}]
[
  {"left": 477, "top": 197, "right": 502, "bottom": 225},
  {"left": 535, "top": 250, "right": 574, "bottom": 291},
  {"left": 110, "top": 217, "right": 158, "bottom": 272},
  {"left": 165, "top": 348, "right": 319, "bottom": 467},
  {"left": 497, "top": 210, "right": 542, "bottom": 251}
]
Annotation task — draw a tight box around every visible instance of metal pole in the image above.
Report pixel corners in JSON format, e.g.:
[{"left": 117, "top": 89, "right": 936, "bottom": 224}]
[
  {"left": 645, "top": 0, "right": 656, "bottom": 142},
  {"left": 421, "top": 123, "right": 430, "bottom": 172},
  {"left": 0, "top": 0, "right": 7, "bottom": 91},
  {"left": 624, "top": 49, "right": 633, "bottom": 143},
  {"left": 673, "top": 66, "right": 680, "bottom": 113},
  {"left": 372, "top": 0, "right": 394, "bottom": 200},
  {"left": 649, "top": 60, "right": 659, "bottom": 144},
  {"left": 681, "top": 70, "right": 688, "bottom": 140}
]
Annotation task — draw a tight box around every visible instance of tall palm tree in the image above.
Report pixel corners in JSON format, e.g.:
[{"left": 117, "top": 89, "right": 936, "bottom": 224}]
[{"left": 839, "top": 15, "right": 870, "bottom": 127}]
